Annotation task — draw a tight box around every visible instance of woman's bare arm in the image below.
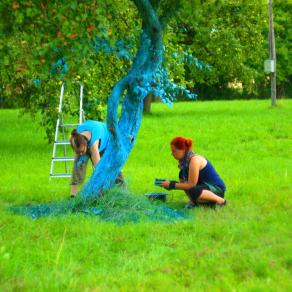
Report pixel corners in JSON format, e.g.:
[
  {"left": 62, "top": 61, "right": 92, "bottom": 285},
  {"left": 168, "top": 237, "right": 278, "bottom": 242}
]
[
  {"left": 160, "top": 156, "right": 201, "bottom": 190},
  {"left": 90, "top": 140, "right": 101, "bottom": 168}
]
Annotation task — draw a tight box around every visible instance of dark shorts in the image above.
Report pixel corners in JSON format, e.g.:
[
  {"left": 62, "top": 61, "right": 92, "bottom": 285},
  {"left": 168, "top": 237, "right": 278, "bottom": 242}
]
[{"left": 188, "top": 182, "right": 225, "bottom": 203}]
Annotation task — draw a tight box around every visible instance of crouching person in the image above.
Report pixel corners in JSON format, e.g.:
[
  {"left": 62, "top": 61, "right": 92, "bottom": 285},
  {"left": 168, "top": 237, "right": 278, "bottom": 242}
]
[
  {"left": 70, "top": 120, "right": 125, "bottom": 197},
  {"left": 159, "top": 136, "right": 227, "bottom": 208}
]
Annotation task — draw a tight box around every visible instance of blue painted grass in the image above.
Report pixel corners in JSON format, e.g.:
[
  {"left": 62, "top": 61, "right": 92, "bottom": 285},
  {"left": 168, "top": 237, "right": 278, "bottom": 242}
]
[{"left": 10, "top": 188, "right": 191, "bottom": 224}]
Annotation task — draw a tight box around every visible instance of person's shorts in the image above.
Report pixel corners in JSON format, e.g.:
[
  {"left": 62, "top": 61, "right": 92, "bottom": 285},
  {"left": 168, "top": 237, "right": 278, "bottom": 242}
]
[{"left": 188, "top": 182, "right": 225, "bottom": 203}]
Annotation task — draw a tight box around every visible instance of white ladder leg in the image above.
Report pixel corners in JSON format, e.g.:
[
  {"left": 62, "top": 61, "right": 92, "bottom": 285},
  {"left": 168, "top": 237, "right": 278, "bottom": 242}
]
[
  {"left": 79, "top": 83, "right": 84, "bottom": 123},
  {"left": 50, "top": 83, "right": 64, "bottom": 177}
]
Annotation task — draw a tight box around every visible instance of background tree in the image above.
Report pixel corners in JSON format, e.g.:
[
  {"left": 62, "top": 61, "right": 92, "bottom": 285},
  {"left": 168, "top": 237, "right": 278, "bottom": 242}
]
[
  {"left": 0, "top": 0, "right": 140, "bottom": 140},
  {"left": 137, "top": 0, "right": 271, "bottom": 111},
  {"left": 163, "top": 0, "right": 268, "bottom": 100},
  {"left": 273, "top": 0, "right": 292, "bottom": 98}
]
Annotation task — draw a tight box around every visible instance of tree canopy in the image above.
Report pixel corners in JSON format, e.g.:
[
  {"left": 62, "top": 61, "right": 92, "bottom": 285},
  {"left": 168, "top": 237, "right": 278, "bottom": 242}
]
[
  {"left": 1, "top": 0, "right": 139, "bottom": 139},
  {"left": 1, "top": 0, "right": 290, "bottom": 141}
]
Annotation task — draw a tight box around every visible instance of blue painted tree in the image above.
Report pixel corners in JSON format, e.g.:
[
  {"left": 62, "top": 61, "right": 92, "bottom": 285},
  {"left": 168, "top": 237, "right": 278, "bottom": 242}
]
[
  {"left": 81, "top": 0, "right": 183, "bottom": 199},
  {"left": 8, "top": 0, "right": 196, "bottom": 222},
  {"left": 4, "top": 0, "right": 191, "bottom": 202}
]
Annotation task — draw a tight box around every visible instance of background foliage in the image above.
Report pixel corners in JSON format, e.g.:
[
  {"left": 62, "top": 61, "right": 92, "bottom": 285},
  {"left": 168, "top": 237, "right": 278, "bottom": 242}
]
[
  {"left": 0, "top": 0, "right": 139, "bottom": 140},
  {"left": 0, "top": 0, "right": 291, "bottom": 141}
]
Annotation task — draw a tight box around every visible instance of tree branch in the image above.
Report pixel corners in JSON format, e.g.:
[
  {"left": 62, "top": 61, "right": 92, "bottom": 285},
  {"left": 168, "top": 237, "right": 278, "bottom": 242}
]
[
  {"left": 133, "top": 0, "right": 161, "bottom": 36},
  {"left": 107, "top": 0, "right": 164, "bottom": 140},
  {"left": 106, "top": 75, "right": 130, "bottom": 136}
]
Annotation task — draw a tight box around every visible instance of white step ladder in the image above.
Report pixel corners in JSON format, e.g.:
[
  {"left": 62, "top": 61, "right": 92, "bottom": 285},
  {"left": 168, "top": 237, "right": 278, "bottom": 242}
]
[{"left": 49, "top": 82, "right": 85, "bottom": 178}]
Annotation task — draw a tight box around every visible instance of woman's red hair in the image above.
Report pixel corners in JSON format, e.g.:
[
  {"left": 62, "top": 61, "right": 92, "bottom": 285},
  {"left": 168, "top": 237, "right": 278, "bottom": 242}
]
[{"left": 170, "top": 136, "right": 193, "bottom": 151}]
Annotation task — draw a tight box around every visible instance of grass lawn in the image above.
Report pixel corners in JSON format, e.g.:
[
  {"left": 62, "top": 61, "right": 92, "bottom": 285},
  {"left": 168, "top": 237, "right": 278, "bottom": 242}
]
[{"left": 0, "top": 99, "right": 292, "bottom": 291}]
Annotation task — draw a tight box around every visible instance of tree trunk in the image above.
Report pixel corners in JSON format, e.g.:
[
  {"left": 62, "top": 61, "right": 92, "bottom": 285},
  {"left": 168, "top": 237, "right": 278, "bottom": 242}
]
[
  {"left": 143, "top": 92, "right": 153, "bottom": 113},
  {"left": 81, "top": 0, "right": 163, "bottom": 199}
]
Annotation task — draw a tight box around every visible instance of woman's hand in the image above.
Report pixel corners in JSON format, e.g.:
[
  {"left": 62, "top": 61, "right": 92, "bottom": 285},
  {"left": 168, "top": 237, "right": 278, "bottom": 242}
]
[{"left": 160, "top": 180, "right": 170, "bottom": 189}]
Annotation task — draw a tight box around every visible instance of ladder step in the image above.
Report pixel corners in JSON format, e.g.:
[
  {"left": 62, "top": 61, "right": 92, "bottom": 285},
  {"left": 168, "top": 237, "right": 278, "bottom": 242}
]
[
  {"left": 55, "top": 141, "right": 71, "bottom": 145},
  {"left": 60, "top": 123, "right": 80, "bottom": 127},
  {"left": 52, "top": 157, "right": 75, "bottom": 162},
  {"left": 50, "top": 173, "right": 72, "bottom": 178}
]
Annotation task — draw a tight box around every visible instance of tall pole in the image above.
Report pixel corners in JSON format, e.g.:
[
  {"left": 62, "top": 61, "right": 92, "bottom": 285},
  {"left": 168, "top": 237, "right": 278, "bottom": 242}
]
[{"left": 268, "top": 0, "right": 276, "bottom": 106}]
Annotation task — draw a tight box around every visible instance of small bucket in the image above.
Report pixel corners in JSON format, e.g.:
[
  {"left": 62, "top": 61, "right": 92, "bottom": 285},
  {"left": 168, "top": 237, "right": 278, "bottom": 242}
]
[{"left": 144, "top": 192, "right": 167, "bottom": 202}]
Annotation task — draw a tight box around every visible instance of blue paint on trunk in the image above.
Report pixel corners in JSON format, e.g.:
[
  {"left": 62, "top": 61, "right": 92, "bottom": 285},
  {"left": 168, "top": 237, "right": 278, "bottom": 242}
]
[{"left": 81, "top": 2, "right": 164, "bottom": 199}]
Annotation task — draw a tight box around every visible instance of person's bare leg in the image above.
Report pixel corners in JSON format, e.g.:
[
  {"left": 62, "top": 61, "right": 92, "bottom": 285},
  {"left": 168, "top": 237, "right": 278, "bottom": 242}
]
[
  {"left": 197, "top": 190, "right": 225, "bottom": 204},
  {"left": 70, "top": 185, "right": 79, "bottom": 197},
  {"left": 70, "top": 155, "right": 87, "bottom": 197}
]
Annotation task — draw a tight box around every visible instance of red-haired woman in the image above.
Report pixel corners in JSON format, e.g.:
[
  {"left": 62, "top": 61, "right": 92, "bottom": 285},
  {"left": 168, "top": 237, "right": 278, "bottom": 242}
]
[{"left": 160, "top": 136, "right": 227, "bottom": 208}]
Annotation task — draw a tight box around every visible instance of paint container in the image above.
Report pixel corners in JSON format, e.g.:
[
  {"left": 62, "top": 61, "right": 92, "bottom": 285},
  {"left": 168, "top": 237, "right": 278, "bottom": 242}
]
[{"left": 144, "top": 192, "right": 167, "bottom": 202}]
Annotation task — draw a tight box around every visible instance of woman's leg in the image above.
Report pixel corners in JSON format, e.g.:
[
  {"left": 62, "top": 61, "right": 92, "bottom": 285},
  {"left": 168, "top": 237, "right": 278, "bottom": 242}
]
[
  {"left": 70, "top": 154, "right": 89, "bottom": 196},
  {"left": 197, "top": 189, "right": 225, "bottom": 204},
  {"left": 188, "top": 185, "right": 226, "bottom": 206}
]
